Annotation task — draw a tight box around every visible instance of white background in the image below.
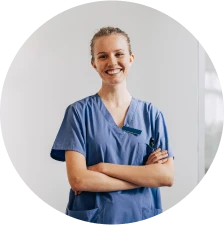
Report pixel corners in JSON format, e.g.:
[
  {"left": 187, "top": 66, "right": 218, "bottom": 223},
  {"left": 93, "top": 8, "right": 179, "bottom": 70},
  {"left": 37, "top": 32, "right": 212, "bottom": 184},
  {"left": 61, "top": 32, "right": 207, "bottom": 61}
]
[
  {"left": 0, "top": 0, "right": 220, "bottom": 216},
  {"left": 204, "top": 54, "right": 223, "bottom": 174}
]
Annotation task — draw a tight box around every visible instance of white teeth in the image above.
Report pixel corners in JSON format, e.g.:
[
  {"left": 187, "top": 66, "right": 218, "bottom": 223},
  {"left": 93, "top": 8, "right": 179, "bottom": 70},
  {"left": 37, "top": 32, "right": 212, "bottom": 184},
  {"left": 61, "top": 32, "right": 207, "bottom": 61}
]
[{"left": 106, "top": 69, "right": 121, "bottom": 75}]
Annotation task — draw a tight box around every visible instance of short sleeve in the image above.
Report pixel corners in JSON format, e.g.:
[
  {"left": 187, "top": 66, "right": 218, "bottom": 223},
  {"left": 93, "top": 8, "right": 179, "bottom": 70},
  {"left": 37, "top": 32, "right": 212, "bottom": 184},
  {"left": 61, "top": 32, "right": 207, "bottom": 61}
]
[
  {"left": 154, "top": 112, "right": 174, "bottom": 159},
  {"left": 50, "top": 104, "right": 86, "bottom": 162}
]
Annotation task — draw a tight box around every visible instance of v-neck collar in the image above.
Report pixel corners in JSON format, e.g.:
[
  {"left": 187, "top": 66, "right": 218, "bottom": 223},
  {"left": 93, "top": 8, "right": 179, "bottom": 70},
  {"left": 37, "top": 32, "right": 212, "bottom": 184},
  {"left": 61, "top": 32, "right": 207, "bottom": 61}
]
[{"left": 93, "top": 93, "right": 139, "bottom": 135}]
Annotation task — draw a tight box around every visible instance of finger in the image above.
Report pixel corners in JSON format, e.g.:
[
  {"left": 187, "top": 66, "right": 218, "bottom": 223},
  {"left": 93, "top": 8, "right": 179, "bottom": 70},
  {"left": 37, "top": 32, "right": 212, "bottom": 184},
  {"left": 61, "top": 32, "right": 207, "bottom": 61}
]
[
  {"left": 146, "top": 156, "right": 157, "bottom": 165},
  {"left": 160, "top": 152, "right": 168, "bottom": 159},
  {"left": 148, "top": 149, "right": 161, "bottom": 161},
  {"left": 154, "top": 148, "right": 161, "bottom": 153},
  {"left": 151, "top": 148, "right": 161, "bottom": 156},
  {"left": 155, "top": 158, "right": 168, "bottom": 164},
  {"left": 146, "top": 149, "right": 162, "bottom": 164},
  {"left": 155, "top": 150, "right": 168, "bottom": 155},
  {"left": 75, "top": 191, "right": 82, "bottom": 195},
  {"left": 151, "top": 152, "right": 167, "bottom": 163},
  {"left": 154, "top": 150, "right": 167, "bottom": 157},
  {"left": 151, "top": 149, "right": 163, "bottom": 157},
  {"left": 161, "top": 150, "right": 168, "bottom": 156},
  {"left": 149, "top": 149, "right": 161, "bottom": 159},
  {"left": 146, "top": 148, "right": 166, "bottom": 165},
  {"left": 155, "top": 150, "right": 168, "bottom": 158},
  {"left": 162, "top": 158, "right": 168, "bottom": 164},
  {"left": 161, "top": 150, "right": 168, "bottom": 154},
  {"left": 160, "top": 158, "right": 168, "bottom": 164},
  {"left": 156, "top": 159, "right": 164, "bottom": 164},
  {"left": 152, "top": 154, "right": 168, "bottom": 163}
]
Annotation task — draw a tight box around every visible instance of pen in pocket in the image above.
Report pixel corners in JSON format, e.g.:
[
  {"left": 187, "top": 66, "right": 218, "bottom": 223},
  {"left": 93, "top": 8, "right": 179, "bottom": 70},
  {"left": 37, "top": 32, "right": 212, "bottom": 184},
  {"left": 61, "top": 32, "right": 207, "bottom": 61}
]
[{"left": 149, "top": 137, "right": 155, "bottom": 150}]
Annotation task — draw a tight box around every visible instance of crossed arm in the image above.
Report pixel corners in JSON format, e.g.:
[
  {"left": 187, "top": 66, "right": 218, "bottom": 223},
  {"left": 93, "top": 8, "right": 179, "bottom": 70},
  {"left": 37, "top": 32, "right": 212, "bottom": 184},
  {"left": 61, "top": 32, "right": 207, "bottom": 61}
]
[
  {"left": 88, "top": 158, "right": 174, "bottom": 188},
  {"left": 65, "top": 148, "right": 174, "bottom": 194}
]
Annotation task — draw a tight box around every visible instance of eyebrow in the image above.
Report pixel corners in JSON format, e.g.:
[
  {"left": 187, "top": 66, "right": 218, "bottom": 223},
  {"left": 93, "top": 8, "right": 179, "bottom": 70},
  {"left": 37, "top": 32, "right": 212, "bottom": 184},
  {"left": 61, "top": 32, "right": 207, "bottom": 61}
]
[{"left": 97, "top": 49, "right": 125, "bottom": 55}]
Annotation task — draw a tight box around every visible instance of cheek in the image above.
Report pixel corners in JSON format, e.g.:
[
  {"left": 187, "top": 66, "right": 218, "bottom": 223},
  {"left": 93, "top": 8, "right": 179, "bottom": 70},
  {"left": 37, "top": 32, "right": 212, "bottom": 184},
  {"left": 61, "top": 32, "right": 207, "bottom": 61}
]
[
  {"left": 123, "top": 62, "right": 131, "bottom": 70},
  {"left": 122, "top": 59, "right": 131, "bottom": 66},
  {"left": 96, "top": 63, "right": 104, "bottom": 71}
]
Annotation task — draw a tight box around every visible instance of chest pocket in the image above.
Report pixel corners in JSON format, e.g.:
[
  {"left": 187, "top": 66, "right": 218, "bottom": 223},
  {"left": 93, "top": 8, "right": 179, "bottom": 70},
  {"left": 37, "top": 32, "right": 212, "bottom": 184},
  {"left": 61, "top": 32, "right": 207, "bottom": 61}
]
[{"left": 137, "top": 143, "right": 154, "bottom": 165}]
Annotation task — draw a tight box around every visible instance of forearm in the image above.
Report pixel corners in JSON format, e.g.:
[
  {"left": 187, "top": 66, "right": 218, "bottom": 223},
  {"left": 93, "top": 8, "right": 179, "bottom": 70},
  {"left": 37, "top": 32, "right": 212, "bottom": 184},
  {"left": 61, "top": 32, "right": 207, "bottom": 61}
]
[
  {"left": 71, "top": 169, "right": 140, "bottom": 192},
  {"left": 101, "top": 162, "right": 174, "bottom": 188}
]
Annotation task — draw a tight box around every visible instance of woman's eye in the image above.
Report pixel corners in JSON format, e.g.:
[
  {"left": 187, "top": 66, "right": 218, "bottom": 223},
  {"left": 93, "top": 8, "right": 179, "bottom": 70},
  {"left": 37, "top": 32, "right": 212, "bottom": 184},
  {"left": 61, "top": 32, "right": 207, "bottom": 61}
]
[
  {"left": 99, "top": 53, "right": 124, "bottom": 59},
  {"left": 99, "top": 55, "right": 106, "bottom": 59}
]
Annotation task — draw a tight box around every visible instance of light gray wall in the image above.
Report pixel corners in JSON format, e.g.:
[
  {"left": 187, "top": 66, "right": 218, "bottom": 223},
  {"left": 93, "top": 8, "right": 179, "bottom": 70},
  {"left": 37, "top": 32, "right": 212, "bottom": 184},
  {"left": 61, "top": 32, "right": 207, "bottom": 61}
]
[{"left": 0, "top": 1, "right": 202, "bottom": 213}]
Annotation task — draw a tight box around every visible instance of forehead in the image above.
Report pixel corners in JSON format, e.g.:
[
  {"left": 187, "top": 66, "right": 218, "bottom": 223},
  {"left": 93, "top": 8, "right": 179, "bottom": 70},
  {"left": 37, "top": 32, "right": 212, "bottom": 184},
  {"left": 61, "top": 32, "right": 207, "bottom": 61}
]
[{"left": 93, "top": 34, "right": 128, "bottom": 53}]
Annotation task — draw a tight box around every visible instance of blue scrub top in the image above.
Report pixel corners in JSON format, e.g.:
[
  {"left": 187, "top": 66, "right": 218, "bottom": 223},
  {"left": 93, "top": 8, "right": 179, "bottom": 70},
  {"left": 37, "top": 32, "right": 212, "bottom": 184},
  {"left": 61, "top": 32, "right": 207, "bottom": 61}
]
[{"left": 51, "top": 93, "right": 174, "bottom": 224}]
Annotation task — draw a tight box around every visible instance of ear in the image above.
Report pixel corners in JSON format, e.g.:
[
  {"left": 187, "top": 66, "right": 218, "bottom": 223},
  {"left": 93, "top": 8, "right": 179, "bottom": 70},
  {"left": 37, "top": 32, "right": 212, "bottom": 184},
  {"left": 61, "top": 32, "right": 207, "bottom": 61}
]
[
  {"left": 91, "top": 60, "right": 97, "bottom": 70},
  {"left": 129, "top": 53, "right": 134, "bottom": 65}
]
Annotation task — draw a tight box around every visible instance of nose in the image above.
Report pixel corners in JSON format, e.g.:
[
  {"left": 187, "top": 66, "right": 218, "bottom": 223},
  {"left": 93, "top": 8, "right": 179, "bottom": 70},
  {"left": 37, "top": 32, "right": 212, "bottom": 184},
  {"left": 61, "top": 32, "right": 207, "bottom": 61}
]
[{"left": 107, "top": 55, "right": 117, "bottom": 67}]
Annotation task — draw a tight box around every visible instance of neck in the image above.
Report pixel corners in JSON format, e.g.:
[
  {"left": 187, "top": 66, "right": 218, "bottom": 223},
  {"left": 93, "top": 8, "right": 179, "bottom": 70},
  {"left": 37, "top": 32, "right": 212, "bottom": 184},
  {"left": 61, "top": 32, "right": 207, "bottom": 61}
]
[{"left": 97, "top": 82, "right": 132, "bottom": 107}]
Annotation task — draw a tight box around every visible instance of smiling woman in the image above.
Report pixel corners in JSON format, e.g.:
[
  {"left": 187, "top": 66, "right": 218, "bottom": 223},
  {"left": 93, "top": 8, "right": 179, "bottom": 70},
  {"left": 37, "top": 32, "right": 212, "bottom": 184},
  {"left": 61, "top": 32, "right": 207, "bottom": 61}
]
[
  {"left": 91, "top": 30, "right": 134, "bottom": 86},
  {"left": 50, "top": 26, "right": 174, "bottom": 224}
]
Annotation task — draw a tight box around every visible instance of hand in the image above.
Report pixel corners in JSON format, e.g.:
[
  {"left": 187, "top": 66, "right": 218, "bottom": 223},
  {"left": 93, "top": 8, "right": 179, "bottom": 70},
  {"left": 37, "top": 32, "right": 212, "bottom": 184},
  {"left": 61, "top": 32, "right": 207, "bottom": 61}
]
[
  {"left": 74, "top": 190, "right": 82, "bottom": 195},
  {"left": 145, "top": 148, "right": 168, "bottom": 165}
]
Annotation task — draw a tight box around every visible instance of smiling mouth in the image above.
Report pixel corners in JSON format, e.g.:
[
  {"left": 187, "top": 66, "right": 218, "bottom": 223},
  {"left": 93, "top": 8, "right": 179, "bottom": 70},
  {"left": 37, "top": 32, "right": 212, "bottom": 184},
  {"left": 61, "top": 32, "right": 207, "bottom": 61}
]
[{"left": 105, "top": 69, "right": 122, "bottom": 75}]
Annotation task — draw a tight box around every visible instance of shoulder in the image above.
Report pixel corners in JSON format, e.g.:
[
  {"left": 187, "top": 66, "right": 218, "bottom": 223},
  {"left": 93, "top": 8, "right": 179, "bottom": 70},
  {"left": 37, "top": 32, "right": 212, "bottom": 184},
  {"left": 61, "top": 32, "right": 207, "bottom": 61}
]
[
  {"left": 66, "top": 94, "right": 96, "bottom": 112},
  {"left": 133, "top": 97, "right": 162, "bottom": 120},
  {"left": 62, "top": 94, "right": 96, "bottom": 123}
]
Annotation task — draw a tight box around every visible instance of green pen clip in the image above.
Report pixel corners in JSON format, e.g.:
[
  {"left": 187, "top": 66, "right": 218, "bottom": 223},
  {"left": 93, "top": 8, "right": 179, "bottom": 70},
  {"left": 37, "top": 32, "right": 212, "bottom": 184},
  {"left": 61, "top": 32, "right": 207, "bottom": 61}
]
[{"left": 149, "top": 137, "right": 155, "bottom": 148}]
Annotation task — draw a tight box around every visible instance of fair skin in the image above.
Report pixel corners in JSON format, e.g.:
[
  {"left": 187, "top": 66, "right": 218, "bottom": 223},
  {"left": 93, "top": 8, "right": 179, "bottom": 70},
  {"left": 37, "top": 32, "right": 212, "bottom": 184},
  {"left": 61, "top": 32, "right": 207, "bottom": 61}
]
[{"left": 66, "top": 34, "right": 174, "bottom": 195}]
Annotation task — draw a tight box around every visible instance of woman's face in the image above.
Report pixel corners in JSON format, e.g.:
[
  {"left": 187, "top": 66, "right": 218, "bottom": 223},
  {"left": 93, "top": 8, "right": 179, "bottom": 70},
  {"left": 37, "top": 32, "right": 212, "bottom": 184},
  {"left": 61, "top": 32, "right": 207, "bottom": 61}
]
[{"left": 91, "top": 34, "right": 134, "bottom": 86}]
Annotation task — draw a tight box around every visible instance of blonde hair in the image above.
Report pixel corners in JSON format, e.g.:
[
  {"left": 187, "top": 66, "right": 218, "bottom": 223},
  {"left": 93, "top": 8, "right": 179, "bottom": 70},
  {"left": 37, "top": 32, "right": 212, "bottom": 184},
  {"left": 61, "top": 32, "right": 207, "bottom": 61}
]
[{"left": 90, "top": 26, "right": 132, "bottom": 62}]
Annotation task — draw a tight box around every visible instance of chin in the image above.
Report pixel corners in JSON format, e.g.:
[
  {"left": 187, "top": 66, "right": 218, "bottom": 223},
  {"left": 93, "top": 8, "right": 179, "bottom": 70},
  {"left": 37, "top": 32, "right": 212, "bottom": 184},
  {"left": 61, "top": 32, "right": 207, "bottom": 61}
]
[
  {"left": 100, "top": 73, "right": 127, "bottom": 85},
  {"left": 106, "top": 78, "right": 127, "bottom": 86}
]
